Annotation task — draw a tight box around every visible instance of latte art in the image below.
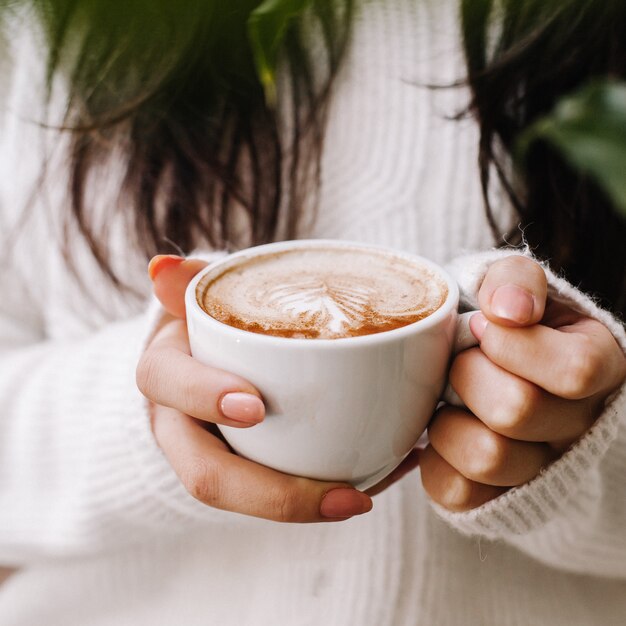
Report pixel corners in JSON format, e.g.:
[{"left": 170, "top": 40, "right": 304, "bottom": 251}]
[
  {"left": 196, "top": 247, "right": 448, "bottom": 339},
  {"left": 265, "top": 278, "right": 374, "bottom": 335}
]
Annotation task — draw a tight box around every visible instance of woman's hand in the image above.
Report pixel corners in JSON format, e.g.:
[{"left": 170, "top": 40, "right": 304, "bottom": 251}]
[
  {"left": 136, "top": 255, "right": 374, "bottom": 523},
  {"left": 421, "top": 255, "right": 626, "bottom": 512}
]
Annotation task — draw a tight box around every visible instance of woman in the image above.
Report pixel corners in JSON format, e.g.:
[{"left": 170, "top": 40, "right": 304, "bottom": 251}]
[{"left": 1, "top": 0, "right": 625, "bottom": 624}]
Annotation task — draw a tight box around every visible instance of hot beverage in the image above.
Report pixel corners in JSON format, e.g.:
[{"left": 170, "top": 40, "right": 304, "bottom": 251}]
[
  {"left": 186, "top": 240, "right": 461, "bottom": 487},
  {"left": 196, "top": 246, "right": 448, "bottom": 339}
]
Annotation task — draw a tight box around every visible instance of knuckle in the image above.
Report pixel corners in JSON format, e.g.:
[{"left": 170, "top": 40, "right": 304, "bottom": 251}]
[
  {"left": 135, "top": 349, "right": 161, "bottom": 397},
  {"left": 480, "top": 327, "right": 512, "bottom": 363},
  {"left": 420, "top": 447, "right": 474, "bottom": 512},
  {"left": 182, "top": 456, "right": 223, "bottom": 507},
  {"left": 439, "top": 472, "right": 474, "bottom": 512},
  {"left": 559, "top": 336, "right": 601, "bottom": 399},
  {"left": 466, "top": 431, "right": 508, "bottom": 483},
  {"left": 268, "top": 487, "right": 305, "bottom": 523},
  {"left": 489, "top": 380, "right": 539, "bottom": 432},
  {"left": 178, "top": 375, "right": 210, "bottom": 418}
]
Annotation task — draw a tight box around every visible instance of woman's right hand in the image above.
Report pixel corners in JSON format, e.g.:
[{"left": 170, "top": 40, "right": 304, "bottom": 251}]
[{"left": 136, "top": 255, "right": 375, "bottom": 523}]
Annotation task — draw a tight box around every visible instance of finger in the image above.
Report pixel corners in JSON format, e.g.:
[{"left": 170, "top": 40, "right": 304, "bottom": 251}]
[
  {"left": 419, "top": 445, "right": 506, "bottom": 512},
  {"left": 471, "top": 315, "right": 626, "bottom": 400},
  {"left": 365, "top": 448, "right": 421, "bottom": 497},
  {"left": 137, "top": 320, "right": 265, "bottom": 427},
  {"left": 450, "top": 348, "right": 597, "bottom": 444},
  {"left": 153, "top": 405, "right": 373, "bottom": 523},
  {"left": 149, "top": 255, "right": 209, "bottom": 319},
  {"left": 478, "top": 255, "right": 547, "bottom": 326},
  {"left": 428, "top": 406, "right": 554, "bottom": 486}
]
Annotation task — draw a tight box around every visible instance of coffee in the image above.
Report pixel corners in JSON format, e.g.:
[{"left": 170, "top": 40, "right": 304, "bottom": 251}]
[{"left": 196, "top": 246, "right": 448, "bottom": 339}]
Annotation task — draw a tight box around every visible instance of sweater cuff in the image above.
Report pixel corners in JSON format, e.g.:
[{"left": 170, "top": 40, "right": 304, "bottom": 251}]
[
  {"left": 437, "top": 248, "right": 626, "bottom": 538},
  {"left": 122, "top": 250, "right": 257, "bottom": 531}
]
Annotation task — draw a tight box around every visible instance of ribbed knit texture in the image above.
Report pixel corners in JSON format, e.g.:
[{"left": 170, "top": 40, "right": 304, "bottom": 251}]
[{"left": 1, "top": 1, "right": 625, "bottom": 625}]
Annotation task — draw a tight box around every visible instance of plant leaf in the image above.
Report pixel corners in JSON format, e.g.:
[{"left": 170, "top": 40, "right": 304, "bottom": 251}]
[
  {"left": 517, "top": 81, "right": 626, "bottom": 217},
  {"left": 247, "top": 0, "right": 311, "bottom": 106}
]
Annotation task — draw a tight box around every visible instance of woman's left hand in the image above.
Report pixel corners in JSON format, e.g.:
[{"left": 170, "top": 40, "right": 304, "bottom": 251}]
[{"left": 420, "top": 255, "right": 626, "bottom": 512}]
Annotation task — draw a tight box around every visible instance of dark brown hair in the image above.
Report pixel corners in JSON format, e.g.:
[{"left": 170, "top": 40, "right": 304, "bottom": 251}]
[
  {"left": 28, "top": 0, "right": 353, "bottom": 291},
  {"left": 461, "top": 0, "right": 626, "bottom": 317}
]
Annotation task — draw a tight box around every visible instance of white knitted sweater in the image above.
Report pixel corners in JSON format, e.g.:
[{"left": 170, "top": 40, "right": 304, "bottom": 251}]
[{"left": 1, "top": 2, "right": 626, "bottom": 625}]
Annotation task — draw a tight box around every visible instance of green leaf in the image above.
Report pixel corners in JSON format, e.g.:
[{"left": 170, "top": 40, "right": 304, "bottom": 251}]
[
  {"left": 517, "top": 81, "right": 626, "bottom": 217},
  {"left": 247, "top": 0, "right": 311, "bottom": 106}
]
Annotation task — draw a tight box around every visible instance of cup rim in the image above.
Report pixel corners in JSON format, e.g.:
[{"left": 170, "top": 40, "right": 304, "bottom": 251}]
[{"left": 185, "top": 239, "right": 459, "bottom": 347}]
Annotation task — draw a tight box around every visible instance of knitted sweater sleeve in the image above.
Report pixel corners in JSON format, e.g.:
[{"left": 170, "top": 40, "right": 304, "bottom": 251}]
[
  {"left": 437, "top": 249, "right": 626, "bottom": 578},
  {"left": 0, "top": 17, "right": 250, "bottom": 565},
  {"left": 0, "top": 258, "right": 254, "bottom": 565}
]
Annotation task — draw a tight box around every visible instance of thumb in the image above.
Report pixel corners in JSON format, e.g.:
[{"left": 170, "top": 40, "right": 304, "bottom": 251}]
[
  {"left": 477, "top": 255, "right": 547, "bottom": 327},
  {"left": 148, "top": 255, "right": 208, "bottom": 319}
]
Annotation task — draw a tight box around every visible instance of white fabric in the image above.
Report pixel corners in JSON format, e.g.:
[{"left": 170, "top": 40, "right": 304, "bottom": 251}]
[{"left": 1, "top": 1, "right": 625, "bottom": 625}]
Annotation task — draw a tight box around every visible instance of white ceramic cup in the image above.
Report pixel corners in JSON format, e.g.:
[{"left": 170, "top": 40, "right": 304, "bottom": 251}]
[{"left": 185, "top": 239, "right": 475, "bottom": 490}]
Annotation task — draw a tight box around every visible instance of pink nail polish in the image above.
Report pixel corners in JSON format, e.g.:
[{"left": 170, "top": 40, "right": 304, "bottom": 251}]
[
  {"left": 148, "top": 254, "right": 184, "bottom": 280},
  {"left": 220, "top": 393, "right": 265, "bottom": 424},
  {"left": 470, "top": 312, "right": 488, "bottom": 341},
  {"left": 491, "top": 284, "right": 535, "bottom": 323},
  {"left": 320, "top": 489, "right": 373, "bottom": 519}
]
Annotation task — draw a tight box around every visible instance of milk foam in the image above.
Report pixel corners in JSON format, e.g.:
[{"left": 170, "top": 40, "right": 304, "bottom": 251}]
[{"left": 197, "top": 247, "right": 448, "bottom": 339}]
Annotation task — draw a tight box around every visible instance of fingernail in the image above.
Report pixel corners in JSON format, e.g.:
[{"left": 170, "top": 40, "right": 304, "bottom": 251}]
[
  {"left": 148, "top": 255, "right": 184, "bottom": 280},
  {"left": 470, "top": 312, "right": 488, "bottom": 341},
  {"left": 320, "top": 489, "right": 373, "bottom": 519},
  {"left": 491, "top": 284, "right": 535, "bottom": 323},
  {"left": 220, "top": 393, "right": 265, "bottom": 424}
]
